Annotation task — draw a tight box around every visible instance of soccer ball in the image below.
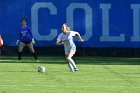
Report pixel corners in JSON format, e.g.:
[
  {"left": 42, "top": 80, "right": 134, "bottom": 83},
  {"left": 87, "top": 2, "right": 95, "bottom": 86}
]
[{"left": 38, "top": 66, "right": 46, "bottom": 73}]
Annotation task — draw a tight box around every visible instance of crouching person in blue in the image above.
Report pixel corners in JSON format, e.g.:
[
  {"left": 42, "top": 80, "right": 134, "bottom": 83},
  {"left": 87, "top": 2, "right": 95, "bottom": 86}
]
[{"left": 16, "top": 19, "right": 38, "bottom": 61}]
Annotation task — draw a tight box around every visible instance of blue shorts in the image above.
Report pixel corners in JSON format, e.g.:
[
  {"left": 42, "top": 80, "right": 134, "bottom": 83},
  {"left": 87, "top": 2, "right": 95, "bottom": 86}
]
[{"left": 21, "top": 40, "right": 32, "bottom": 44}]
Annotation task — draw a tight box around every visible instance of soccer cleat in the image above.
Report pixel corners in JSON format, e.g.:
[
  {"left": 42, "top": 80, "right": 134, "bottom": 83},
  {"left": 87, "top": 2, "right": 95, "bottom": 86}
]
[
  {"left": 70, "top": 70, "right": 75, "bottom": 72},
  {"left": 74, "top": 68, "right": 79, "bottom": 71}
]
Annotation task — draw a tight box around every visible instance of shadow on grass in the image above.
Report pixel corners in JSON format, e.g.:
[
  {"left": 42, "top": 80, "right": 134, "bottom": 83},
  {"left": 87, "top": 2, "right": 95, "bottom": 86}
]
[{"left": 0, "top": 71, "right": 36, "bottom": 72}]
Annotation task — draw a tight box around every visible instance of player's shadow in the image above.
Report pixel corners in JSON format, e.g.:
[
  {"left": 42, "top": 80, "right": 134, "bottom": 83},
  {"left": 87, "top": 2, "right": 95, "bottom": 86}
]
[
  {"left": 0, "top": 70, "right": 36, "bottom": 72},
  {"left": 74, "top": 57, "right": 140, "bottom": 65}
]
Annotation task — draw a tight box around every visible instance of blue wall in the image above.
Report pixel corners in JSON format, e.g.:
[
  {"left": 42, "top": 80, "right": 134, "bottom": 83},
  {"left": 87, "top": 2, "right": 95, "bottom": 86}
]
[{"left": 0, "top": 0, "right": 140, "bottom": 47}]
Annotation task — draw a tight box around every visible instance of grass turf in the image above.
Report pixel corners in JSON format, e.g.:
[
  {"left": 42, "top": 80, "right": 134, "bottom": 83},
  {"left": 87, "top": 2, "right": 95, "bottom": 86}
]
[{"left": 0, "top": 56, "right": 140, "bottom": 93}]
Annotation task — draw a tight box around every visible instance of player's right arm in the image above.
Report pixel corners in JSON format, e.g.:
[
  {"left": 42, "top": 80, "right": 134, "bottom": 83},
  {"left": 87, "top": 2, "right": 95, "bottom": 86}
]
[
  {"left": 56, "top": 33, "right": 63, "bottom": 45},
  {"left": 16, "top": 30, "right": 21, "bottom": 45},
  {"left": 56, "top": 41, "right": 63, "bottom": 45}
]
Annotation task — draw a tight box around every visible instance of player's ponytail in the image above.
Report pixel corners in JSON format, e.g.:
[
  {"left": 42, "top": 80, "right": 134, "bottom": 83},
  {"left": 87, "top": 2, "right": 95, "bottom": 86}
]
[{"left": 63, "top": 23, "right": 71, "bottom": 31}]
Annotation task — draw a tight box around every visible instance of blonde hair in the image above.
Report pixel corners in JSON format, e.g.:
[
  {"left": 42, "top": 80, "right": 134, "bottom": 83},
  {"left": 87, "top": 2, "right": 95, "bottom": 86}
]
[{"left": 62, "top": 23, "right": 70, "bottom": 31}]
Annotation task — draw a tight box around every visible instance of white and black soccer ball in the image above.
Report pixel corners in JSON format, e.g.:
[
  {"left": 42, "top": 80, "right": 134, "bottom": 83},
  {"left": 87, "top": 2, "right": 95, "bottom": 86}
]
[{"left": 38, "top": 66, "right": 46, "bottom": 73}]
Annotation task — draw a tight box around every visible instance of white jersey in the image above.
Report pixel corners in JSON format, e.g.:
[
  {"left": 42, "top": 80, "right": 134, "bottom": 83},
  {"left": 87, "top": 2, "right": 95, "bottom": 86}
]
[{"left": 57, "top": 31, "right": 77, "bottom": 49}]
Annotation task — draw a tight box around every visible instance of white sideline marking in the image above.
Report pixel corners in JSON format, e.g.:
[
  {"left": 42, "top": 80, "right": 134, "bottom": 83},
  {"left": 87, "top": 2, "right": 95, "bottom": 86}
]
[
  {"left": 0, "top": 59, "right": 66, "bottom": 62},
  {"left": 0, "top": 84, "right": 139, "bottom": 89},
  {"left": 0, "top": 57, "right": 63, "bottom": 59},
  {"left": 0, "top": 60, "right": 14, "bottom": 62}
]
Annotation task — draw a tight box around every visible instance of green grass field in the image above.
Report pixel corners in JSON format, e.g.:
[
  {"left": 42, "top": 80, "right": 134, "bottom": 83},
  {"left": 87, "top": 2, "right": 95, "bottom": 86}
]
[{"left": 0, "top": 56, "right": 140, "bottom": 93}]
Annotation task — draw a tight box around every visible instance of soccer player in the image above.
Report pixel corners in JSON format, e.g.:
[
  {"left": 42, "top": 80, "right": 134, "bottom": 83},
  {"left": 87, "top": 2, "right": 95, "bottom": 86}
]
[
  {"left": 56, "top": 23, "right": 84, "bottom": 72},
  {"left": 16, "top": 19, "right": 38, "bottom": 61},
  {"left": 0, "top": 35, "right": 3, "bottom": 55}
]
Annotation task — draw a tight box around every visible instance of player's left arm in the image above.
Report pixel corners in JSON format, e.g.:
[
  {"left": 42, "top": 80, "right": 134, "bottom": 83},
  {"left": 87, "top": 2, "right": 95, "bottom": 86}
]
[
  {"left": 28, "top": 27, "right": 35, "bottom": 44},
  {"left": 75, "top": 32, "right": 84, "bottom": 42}
]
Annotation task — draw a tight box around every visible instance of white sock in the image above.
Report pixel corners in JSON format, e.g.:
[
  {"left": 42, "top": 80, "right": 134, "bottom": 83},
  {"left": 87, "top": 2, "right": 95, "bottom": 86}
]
[
  {"left": 67, "top": 57, "right": 77, "bottom": 69},
  {"left": 68, "top": 62, "right": 74, "bottom": 72}
]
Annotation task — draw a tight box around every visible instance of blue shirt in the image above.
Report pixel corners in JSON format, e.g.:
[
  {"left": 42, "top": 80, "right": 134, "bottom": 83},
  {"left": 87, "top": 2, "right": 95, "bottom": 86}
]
[{"left": 19, "top": 26, "right": 33, "bottom": 42}]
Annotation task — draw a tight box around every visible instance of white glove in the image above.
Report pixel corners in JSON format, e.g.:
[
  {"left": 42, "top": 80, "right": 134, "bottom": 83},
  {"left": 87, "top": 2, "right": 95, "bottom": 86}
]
[
  {"left": 32, "top": 38, "right": 35, "bottom": 44},
  {"left": 16, "top": 40, "right": 19, "bottom": 45}
]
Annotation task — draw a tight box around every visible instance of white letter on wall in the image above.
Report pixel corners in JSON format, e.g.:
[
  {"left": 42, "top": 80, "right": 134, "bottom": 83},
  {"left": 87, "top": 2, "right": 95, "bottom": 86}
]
[
  {"left": 67, "top": 3, "right": 92, "bottom": 41},
  {"left": 31, "top": 2, "right": 57, "bottom": 41},
  {"left": 100, "top": 4, "right": 125, "bottom": 42},
  {"left": 131, "top": 4, "right": 140, "bottom": 42}
]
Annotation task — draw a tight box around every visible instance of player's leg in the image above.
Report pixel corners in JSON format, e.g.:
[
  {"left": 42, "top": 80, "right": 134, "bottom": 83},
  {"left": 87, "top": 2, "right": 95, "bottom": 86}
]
[
  {"left": 65, "top": 48, "right": 75, "bottom": 72},
  {"left": 65, "top": 55, "right": 75, "bottom": 72},
  {"left": 27, "top": 43, "right": 38, "bottom": 60},
  {"left": 66, "top": 48, "right": 78, "bottom": 71},
  {"left": 0, "top": 47, "right": 1, "bottom": 55},
  {"left": 18, "top": 42, "right": 25, "bottom": 60}
]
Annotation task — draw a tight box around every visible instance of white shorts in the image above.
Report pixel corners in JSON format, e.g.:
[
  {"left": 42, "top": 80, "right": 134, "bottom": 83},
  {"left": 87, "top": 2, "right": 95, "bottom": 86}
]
[{"left": 64, "top": 46, "right": 76, "bottom": 55}]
